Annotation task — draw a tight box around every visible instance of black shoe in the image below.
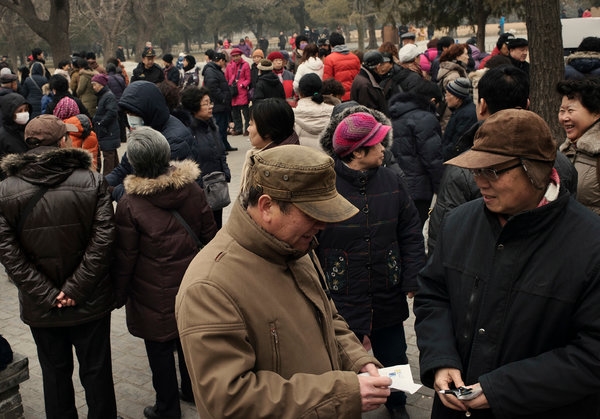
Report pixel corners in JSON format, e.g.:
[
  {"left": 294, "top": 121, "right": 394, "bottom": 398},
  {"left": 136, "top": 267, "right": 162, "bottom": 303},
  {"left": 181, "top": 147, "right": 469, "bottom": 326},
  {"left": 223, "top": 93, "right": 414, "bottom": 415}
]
[
  {"left": 226, "top": 147, "right": 238, "bottom": 151},
  {"left": 143, "top": 405, "right": 180, "bottom": 419},
  {"left": 388, "top": 405, "right": 410, "bottom": 419},
  {"left": 179, "top": 389, "right": 194, "bottom": 403}
]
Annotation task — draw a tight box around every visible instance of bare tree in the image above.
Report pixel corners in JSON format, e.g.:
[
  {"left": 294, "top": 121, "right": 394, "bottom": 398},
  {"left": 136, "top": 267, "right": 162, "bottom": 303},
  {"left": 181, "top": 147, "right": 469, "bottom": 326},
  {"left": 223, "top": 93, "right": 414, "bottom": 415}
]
[
  {"left": 75, "top": 0, "right": 131, "bottom": 64},
  {"left": 0, "top": 0, "right": 71, "bottom": 64},
  {"left": 525, "top": 0, "right": 564, "bottom": 140}
]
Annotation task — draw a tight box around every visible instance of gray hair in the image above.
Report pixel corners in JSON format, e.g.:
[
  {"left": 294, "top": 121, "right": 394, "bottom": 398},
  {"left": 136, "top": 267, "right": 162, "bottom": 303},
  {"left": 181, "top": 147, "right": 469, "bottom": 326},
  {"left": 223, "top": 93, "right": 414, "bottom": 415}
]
[{"left": 126, "top": 127, "right": 171, "bottom": 178}]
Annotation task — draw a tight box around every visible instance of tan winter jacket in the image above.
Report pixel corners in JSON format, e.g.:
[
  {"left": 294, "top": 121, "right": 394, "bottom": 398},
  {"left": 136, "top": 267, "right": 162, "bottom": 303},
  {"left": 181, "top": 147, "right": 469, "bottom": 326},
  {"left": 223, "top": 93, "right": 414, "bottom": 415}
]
[
  {"left": 176, "top": 201, "right": 380, "bottom": 418},
  {"left": 560, "top": 121, "right": 600, "bottom": 215}
]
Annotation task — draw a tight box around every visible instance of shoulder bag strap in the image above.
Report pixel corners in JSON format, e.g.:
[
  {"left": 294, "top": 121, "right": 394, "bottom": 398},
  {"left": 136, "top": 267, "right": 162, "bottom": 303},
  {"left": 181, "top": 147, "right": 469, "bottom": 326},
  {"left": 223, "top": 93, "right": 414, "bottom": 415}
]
[
  {"left": 17, "top": 186, "right": 49, "bottom": 234},
  {"left": 171, "top": 210, "right": 204, "bottom": 250}
]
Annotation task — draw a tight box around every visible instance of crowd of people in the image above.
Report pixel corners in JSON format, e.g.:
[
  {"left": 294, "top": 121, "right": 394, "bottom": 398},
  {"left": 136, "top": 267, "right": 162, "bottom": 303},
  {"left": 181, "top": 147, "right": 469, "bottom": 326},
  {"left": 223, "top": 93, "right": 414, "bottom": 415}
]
[{"left": 0, "top": 26, "right": 600, "bottom": 419}]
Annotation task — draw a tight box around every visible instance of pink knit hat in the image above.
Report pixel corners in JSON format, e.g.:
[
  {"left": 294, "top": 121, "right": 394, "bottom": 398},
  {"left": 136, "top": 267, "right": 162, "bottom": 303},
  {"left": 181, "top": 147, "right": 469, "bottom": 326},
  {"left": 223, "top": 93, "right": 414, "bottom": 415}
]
[
  {"left": 53, "top": 96, "right": 80, "bottom": 120},
  {"left": 333, "top": 112, "right": 390, "bottom": 157},
  {"left": 267, "top": 51, "right": 284, "bottom": 61}
]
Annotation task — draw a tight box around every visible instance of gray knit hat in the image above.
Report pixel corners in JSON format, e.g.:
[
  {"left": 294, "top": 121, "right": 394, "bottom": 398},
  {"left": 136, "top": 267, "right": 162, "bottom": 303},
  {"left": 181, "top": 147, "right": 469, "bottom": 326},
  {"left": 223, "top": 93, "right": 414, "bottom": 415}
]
[{"left": 446, "top": 77, "right": 471, "bottom": 100}]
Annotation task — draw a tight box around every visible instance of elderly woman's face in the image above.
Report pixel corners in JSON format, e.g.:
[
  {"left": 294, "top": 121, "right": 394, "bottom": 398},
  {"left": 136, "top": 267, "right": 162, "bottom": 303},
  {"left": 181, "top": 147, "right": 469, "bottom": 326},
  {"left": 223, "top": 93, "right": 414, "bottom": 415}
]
[{"left": 558, "top": 96, "right": 600, "bottom": 141}]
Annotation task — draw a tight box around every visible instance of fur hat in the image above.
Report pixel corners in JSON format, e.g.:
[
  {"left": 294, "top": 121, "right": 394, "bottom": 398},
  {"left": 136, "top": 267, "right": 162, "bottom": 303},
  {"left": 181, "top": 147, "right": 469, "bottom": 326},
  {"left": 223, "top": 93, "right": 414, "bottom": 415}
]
[{"left": 257, "top": 59, "right": 273, "bottom": 71}]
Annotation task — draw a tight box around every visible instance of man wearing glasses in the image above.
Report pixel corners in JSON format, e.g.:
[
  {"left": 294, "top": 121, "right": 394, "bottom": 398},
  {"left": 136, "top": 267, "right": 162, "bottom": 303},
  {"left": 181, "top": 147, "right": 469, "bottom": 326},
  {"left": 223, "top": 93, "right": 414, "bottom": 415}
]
[{"left": 414, "top": 108, "right": 600, "bottom": 418}]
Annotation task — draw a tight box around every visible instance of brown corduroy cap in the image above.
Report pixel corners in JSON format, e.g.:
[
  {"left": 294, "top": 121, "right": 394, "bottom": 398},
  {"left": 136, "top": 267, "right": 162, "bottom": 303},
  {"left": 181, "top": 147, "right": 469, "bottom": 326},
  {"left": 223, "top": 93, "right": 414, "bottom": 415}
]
[
  {"left": 249, "top": 145, "right": 358, "bottom": 223},
  {"left": 445, "top": 109, "right": 557, "bottom": 169}
]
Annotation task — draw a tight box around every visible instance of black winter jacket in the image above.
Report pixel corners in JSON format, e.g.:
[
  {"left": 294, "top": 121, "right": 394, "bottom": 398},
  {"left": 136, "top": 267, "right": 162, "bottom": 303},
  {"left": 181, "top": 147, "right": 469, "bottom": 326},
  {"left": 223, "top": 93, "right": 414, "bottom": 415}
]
[
  {"left": 93, "top": 87, "right": 121, "bottom": 151},
  {"left": 0, "top": 93, "right": 29, "bottom": 179},
  {"left": 107, "top": 81, "right": 199, "bottom": 200},
  {"left": 442, "top": 99, "right": 477, "bottom": 160},
  {"left": 187, "top": 116, "right": 231, "bottom": 185},
  {"left": 350, "top": 67, "right": 388, "bottom": 115},
  {"left": 0, "top": 147, "right": 115, "bottom": 327},
  {"left": 316, "top": 158, "right": 425, "bottom": 335},
  {"left": 252, "top": 72, "right": 286, "bottom": 102},
  {"left": 388, "top": 92, "right": 443, "bottom": 202},
  {"left": 416, "top": 190, "right": 600, "bottom": 418},
  {"left": 202, "top": 61, "right": 231, "bottom": 114},
  {"left": 22, "top": 62, "right": 47, "bottom": 117},
  {"left": 131, "top": 62, "right": 164, "bottom": 84}
]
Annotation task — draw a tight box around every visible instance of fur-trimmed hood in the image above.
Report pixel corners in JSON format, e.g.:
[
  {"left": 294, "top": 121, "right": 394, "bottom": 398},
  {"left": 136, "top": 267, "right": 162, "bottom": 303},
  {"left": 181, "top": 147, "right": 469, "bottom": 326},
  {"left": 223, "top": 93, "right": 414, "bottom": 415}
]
[
  {"left": 318, "top": 103, "right": 392, "bottom": 157},
  {"left": 123, "top": 159, "right": 200, "bottom": 196},
  {"left": 1, "top": 147, "right": 93, "bottom": 186},
  {"left": 561, "top": 119, "right": 600, "bottom": 156}
]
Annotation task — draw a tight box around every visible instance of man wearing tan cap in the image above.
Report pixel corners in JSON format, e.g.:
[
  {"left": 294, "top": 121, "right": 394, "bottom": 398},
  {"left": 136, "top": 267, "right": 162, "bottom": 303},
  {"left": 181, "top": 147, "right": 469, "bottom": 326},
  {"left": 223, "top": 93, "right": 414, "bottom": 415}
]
[
  {"left": 0, "top": 114, "right": 121, "bottom": 418},
  {"left": 176, "top": 145, "right": 392, "bottom": 418},
  {"left": 414, "top": 109, "right": 600, "bottom": 418}
]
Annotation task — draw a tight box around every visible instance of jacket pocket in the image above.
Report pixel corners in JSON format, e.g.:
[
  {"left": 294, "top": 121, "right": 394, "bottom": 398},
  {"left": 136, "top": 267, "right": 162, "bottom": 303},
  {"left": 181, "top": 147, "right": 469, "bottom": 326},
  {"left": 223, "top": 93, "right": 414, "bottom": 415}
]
[
  {"left": 269, "top": 321, "right": 281, "bottom": 374},
  {"left": 386, "top": 246, "right": 401, "bottom": 287},
  {"left": 323, "top": 249, "right": 348, "bottom": 294}
]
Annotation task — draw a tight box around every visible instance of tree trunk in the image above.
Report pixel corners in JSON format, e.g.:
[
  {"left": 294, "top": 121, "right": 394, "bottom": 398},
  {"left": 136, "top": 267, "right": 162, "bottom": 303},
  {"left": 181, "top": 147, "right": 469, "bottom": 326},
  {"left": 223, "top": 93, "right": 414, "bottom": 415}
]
[
  {"left": 525, "top": 0, "right": 564, "bottom": 141},
  {"left": 366, "top": 14, "right": 378, "bottom": 50},
  {"left": 473, "top": 3, "right": 489, "bottom": 51},
  {"left": 0, "top": 0, "right": 71, "bottom": 66}
]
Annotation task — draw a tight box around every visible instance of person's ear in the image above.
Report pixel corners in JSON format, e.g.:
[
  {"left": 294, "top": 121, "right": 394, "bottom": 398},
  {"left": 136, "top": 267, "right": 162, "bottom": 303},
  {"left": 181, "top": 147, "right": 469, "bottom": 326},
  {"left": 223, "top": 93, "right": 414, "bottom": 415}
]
[
  {"left": 257, "top": 194, "right": 275, "bottom": 222},
  {"left": 478, "top": 98, "right": 488, "bottom": 117}
]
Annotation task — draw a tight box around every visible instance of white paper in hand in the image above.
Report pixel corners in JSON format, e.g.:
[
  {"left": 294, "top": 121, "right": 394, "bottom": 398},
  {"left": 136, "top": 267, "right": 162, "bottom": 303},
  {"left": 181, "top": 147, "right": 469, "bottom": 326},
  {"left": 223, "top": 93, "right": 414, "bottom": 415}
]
[{"left": 360, "top": 364, "right": 422, "bottom": 394}]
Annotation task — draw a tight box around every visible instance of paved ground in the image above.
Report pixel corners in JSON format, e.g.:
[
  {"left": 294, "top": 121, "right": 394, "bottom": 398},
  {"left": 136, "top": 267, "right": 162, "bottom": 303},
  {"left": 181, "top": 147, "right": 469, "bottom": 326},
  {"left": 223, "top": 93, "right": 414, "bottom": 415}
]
[{"left": 0, "top": 133, "right": 434, "bottom": 418}]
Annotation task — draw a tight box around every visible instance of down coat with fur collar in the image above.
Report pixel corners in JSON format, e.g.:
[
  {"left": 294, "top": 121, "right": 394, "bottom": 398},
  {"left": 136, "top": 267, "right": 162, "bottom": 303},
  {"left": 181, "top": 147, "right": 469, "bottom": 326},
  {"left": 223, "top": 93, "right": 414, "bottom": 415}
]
[
  {"left": 113, "top": 160, "right": 217, "bottom": 341},
  {"left": 0, "top": 147, "right": 115, "bottom": 327}
]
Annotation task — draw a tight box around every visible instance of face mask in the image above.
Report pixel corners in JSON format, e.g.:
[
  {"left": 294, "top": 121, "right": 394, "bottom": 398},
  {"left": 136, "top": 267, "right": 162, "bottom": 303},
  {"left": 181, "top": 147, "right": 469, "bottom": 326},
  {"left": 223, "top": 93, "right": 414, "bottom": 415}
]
[
  {"left": 14, "top": 112, "right": 29, "bottom": 125},
  {"left": 299, "top": 42, "right": 308, "bottom": 50},
  {"left": 127, "top": 114, "right": 145, "bottom": 128}
]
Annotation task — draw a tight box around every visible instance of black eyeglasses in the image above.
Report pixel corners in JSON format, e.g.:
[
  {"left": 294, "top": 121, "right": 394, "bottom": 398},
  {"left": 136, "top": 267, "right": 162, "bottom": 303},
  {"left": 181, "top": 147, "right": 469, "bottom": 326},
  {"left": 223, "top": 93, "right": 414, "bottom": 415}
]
[{"left": 470, "top": 162, "right": 522, "bottom": 181}]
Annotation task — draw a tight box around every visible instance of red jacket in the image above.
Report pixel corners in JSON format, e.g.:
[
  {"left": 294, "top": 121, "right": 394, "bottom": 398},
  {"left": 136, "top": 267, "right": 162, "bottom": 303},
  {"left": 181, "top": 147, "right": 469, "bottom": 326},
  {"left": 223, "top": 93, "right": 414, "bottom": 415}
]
[{"left": 323, "top": 51, "right": 361, "bottom": 101}]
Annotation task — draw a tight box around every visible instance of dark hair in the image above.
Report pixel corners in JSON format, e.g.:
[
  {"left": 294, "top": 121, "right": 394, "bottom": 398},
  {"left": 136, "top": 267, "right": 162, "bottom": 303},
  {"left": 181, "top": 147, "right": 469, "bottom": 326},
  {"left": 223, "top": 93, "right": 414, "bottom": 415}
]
[
  {"left": 205, "top": 49, "right": 216, "bottom": 60},
  {"left": 478, "top": 65, "right": 529, "bottom": 114},
  {"left": 106, "top": 57, "right": 119, "bottom": 67},
  {"left": 181, "top": 86, "right": 211, "bottom": 113},
  {"left": 249, "top": 98, "right": 295, "bottom": 143},
  {"left": 162, "top": 53, "right": 174, "bottom": 63},
  {"left": 75, "top": 57, "right": 89, "bottom": 70},
  {"left": 106, "top": 62, "right": 117, "bottom": 73},
  {"left": 341, "top": 146, "right": 370, "bottom": 163},
  {"left": 49, "top": 74, "right": 69, "bottom": 93},
  {"left": 437, "top": 36, "right": 455, "bottom": 52},
  {"left": 301, "top": 44, "right": 319, "bottom": 62},
  {"left": 484, "top": 54, "right": 512, "bottom": 69},
  {"left": 156, "top": 80, "right": 181, "bottom": 112},
  {"left": 329, "top": 32, "right": 345, "bottom": 47},
  {"left": 298, "top": 73, "right": 324, "bottom": 104},
  {"left": 57, "top": 59, "right": 71, "bottom": 69},
  {"left": 295, "top": 35, "right": 309, "bottom": 49},
  {"left": 577, "top": 36, "right": 600, "bottom": 53},
  {"left": 183, "top": 55, "right": 196, "bottom": 71},
  {"left": 556, "top": 78, "right": 600, "bottom": 114},
  {"left": 440, "top": 43, "right": 467, "bottom": 62},
  {"left": 31, "top": 48, "right": 43, "bottom": 58},
  {"left": 246, "top": 185, "right": 291, "bottom": 212},
  {"left": 321, "top": 78, "right": 345, "bottom": 98},
  {"left": 86, "top": 52, "right": 97, "bottom": 60}
]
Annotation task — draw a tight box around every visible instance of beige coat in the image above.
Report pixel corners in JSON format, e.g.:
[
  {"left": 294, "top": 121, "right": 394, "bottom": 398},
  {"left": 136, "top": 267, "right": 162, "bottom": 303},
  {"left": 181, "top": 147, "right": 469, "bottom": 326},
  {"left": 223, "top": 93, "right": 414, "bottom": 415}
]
[
  {"left": 176, "top": 201, "right": 380, "bottom": 418},
  {"left": 560, "top": 121, "right": 600, "bottom": 215}
]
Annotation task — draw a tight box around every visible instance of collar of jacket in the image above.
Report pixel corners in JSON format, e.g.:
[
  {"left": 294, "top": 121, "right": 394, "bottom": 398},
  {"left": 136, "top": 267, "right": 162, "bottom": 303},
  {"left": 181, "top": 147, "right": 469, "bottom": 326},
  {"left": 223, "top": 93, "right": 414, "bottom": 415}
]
[
  {"left": 562, "top": 119, "right": 600, "bottom": 156},
  {"left": 1, "top": 146, "right": 93, "bottom": 183},
  {"left": 123, "top": 160, "right": 200, "bottom": 196},
  {"left": 226, "top": 199, "right": 316, "bottom": 264}
]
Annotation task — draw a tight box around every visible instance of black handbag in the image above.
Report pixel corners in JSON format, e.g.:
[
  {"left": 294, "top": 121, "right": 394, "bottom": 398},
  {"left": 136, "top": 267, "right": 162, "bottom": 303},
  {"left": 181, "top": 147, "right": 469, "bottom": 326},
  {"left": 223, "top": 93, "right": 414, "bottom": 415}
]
[
  {"left": 202, "top": 171, "right": 231, "bottom": 210},
  {"left": 229, "top": 80, "right": 238, "bottom": 97}
]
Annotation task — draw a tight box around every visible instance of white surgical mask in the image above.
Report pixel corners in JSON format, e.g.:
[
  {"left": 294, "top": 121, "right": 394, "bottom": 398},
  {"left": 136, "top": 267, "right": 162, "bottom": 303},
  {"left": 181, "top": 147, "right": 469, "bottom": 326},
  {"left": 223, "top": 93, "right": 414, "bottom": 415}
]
[
  {"left": 14, "top": 112, "right": 29, "bottom": 125},
  {"left": 127, "top": 114, "right": 145, "bottom": 128}
]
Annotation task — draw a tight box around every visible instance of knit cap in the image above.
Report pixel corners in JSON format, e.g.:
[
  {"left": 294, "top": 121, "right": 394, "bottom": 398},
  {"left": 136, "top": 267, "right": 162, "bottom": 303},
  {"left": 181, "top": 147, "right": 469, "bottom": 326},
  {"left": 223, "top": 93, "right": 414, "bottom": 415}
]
[
  {"left": 333, "top": 112, "right": 391, "bottom": 157},
  {"left": 252, "top": 49, "right": 265, "bottom": 58},
  {"left": 446, "top": 77, "right": 471, "bottom": 100},
  {"left": 53, "top": 96, "right": 81, "bottom": 120},
  {"left": 91, "top": 73, "right": 108, "bottom": 86},
  {"left": 398, "top": 44, "right": 420, "bottom": 63},
  {"left": 267, "top": 51, "right": 284, "bottom": 61}
]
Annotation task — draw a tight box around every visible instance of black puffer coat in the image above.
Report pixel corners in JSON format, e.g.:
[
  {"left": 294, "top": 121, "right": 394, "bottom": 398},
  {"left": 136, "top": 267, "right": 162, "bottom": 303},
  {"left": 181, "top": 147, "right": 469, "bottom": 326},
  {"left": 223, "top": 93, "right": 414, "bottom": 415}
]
[
  {"left": 0, "top": 147, "right": 115, "bottom": 327},
  {"left": 187, "top": 116, "right": 231, "bottom": 186},
  {"left": 113, "top": 160, "right": 217, "bottom": 341},
  {"left": 201, "top": 61, "right": 231, "bottom": 114},
  {"left": 93, "top": 86, "right": 121, "bottom": 151},
  {"left": 107, "top": 81, "right": 200, "bottom": 200},
  {"left": 388, "top": 92, "right": 443, "bottom": 202},
  {"left": 442, "top": 98, "right": 477, "bottom": 160},
  {"left": 22, "top": 62, "right": 47, "bottom": 117},
  {"left": 316, "top": 159, "right": 425, "bottom": 335}
]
